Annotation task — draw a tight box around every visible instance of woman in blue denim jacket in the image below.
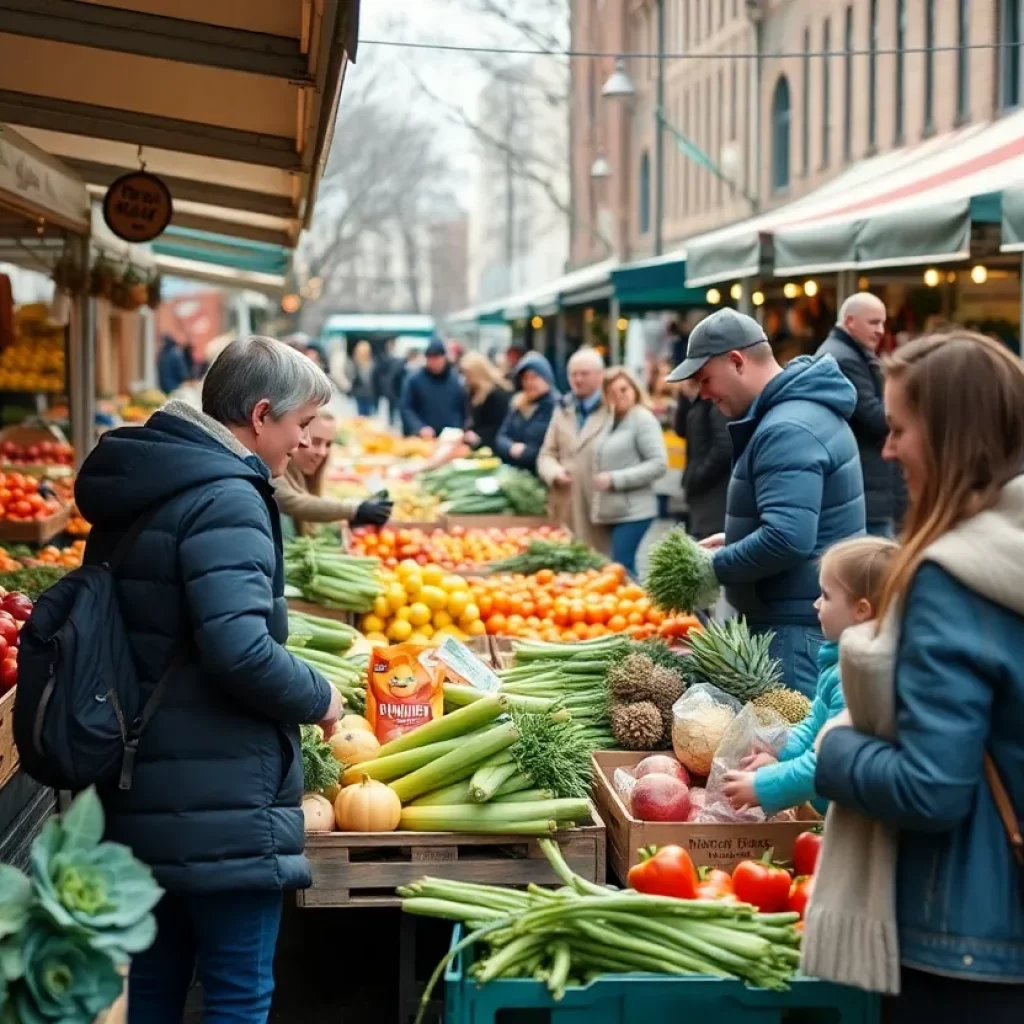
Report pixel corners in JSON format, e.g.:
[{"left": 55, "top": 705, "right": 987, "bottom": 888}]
[{"left": 813, "top": 333, "right": 1024, "bottom": 1022}]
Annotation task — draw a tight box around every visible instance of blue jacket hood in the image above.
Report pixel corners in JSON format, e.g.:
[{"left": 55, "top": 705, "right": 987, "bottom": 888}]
[
  {"left": 75, "top": 405, "right": 269, "bottom": 528},
  {"left": 744, "top": 355, "right": 858, "bottom": 427},
  {"left": 513, "top": 351, "right": 556, "bottom": 389}
]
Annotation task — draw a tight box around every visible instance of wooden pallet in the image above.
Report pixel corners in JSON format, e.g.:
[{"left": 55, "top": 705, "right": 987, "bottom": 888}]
[
  {"left": 0, "top": 688, "right": 17, "bottom": 791},
  {"left": 298, "top": 807, "right": 606, "bottom": 909}
]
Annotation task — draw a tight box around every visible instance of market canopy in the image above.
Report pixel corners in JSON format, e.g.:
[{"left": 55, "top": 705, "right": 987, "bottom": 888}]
[
  {"left": 0, "top": 0, "right": 361, "bottom": 249},
  {"left": 1000, "top": 184, "right": 1024, "bottom": 252},
  {"left": 323, "top": 313, "right": 437, "bottom": 339},
  {"left": 609, "top": 251, "right": 705, "bottom": 309},
  {"left": 684, "top": 107, "right": 1024, "bottom": 285}
]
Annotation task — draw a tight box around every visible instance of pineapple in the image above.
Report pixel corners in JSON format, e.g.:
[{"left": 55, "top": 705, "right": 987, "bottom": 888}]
[{"left": 686, "top": 617, "right": 783, "bottom": 700}]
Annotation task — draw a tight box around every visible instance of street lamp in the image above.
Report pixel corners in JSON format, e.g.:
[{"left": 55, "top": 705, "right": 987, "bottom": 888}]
[
  {"left": 590, "top": 153, "right": 611, "bottom": 180},
  {"left": 602, "top": 59, "right": 636, "bottom": 100}
]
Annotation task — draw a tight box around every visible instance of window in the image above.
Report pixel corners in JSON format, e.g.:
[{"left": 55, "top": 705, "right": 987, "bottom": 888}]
[
  {"left": 924, "top": 0, "right": 936, "bottom": 134},
  {"left": 895, "top": 0, "right": 906, "bottom": 142},
  {"left": 716, "top": 68, "right": 724, "bottom": 203},
  {"left": 843, "top": 6, "right": 853, "bottom": 162},
  {"left": 802, "top": 28, "right": 811, "bottom": 174},
  {"left": 771, "top": 75, "right": 792, "bottom": 193},
  {"left": 1001, "top": 0, "right": 1021, "bottom": 110},
  {"left": 957, "top": 0, "right": 969, "bottom": 122},
  {"left": 822, "top": 18, "right": 831, "bottom": 167},
  {"left": 868, "top": 0, "right": 878, "bottom": 150},
  {"left": 730, "top": 44, "right": 737, "bottom": 141},
  {"left": 639, "top": 151, "right": 651, "bottom": 235}
]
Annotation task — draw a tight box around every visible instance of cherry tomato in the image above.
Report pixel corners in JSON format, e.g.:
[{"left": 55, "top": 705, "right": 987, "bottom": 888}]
[
  {"left": 731, "top": 851, "right": 793, "bottom": 913},
  {"left": 792, "top": 829, "right": 823, "bottom": 877},
  {"left": 787, "top": 875, "right": 815, "bottom": 920}
]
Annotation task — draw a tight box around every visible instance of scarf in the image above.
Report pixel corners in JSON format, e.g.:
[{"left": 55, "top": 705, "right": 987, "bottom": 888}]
[{"left": 802, "top": 476, "right": 1024, "bottom": 994}]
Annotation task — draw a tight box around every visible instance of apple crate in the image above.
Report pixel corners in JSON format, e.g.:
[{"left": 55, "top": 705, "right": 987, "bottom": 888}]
[{"left": 0, "top": 688, "right": 18, "bottom": 791}]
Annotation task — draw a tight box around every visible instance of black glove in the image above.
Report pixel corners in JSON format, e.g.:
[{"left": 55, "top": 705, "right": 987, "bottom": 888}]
[{"left": 352, "top": 497, "right": 393, "bottom": 527}]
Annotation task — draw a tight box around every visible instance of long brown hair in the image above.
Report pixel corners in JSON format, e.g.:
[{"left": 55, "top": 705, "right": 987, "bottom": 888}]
[
  {"left": 879, "top": 331, "right": 1024, "bottom": 617},
  {"left": 460, "top": 351, "right": 511, "bottom": 406}
]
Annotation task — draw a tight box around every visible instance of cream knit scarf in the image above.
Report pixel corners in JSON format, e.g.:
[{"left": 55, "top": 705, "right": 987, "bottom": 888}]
[{"left": 801, "top": 476, "right": 1024, "bottom": 995}]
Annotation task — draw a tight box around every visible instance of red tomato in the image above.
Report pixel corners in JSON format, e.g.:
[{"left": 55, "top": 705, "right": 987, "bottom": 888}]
[
  {"left": 731, "top": 853, "right": 793, "bottom": 913},
  {"left": 11, "top": 501, "right": 31, "bottom": 519},
  {"left": 787, "top": 876, "right": 815, "bottom": 920},
  {"left": 627, "top": 844, "right": 699, "bottom": 900},
  {"left": 0, "top": 654, "right": 17, "bottom": 693},
  {"left": 695, "top": 867, "right": 735, "bottom": 901},
  {"left": 0, "top": 612, "right": 18, "bottom": 647},
  {"left": 792, "top": 829, "right": 823, "bottom": 877}
]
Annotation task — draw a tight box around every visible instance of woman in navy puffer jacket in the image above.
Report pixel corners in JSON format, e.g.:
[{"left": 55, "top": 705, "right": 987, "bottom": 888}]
[
  {"left": 495, "top": 351, "right": 559, "bottom": 474},
  {"left": 810, "top": 332, "right": 1024, "bottom": 1021}
]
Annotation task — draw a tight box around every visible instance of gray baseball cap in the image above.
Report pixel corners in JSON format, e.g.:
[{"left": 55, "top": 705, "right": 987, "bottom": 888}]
[{"left": 666, "top": 308, "right": 768, "bottom": 382}]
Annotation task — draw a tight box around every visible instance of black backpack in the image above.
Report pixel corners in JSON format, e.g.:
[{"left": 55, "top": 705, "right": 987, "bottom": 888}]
[{"left": 13, "top": 500, "right": 186, "bottom": 792}]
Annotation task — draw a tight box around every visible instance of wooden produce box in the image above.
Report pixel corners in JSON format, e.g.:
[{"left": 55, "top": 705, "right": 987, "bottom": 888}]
[
  {"left": 299, "top": 806, "right": 606, "bottom": 909},
  {"left": 286, "top": 597, "right": 358, "bottom": 628},
  {"left": 0, "top": 506, "right": 69, "bottom": 545},
  {"left": 490, "top": 635, "right": 515, "bottom": 669},
  {"left": 593, "top": 751, "right": 815, "bottom": 882},
  {"left": 0, "top": 688, "right": 18, "bottom": 791},
  {"left": 446, "top": 515, "right": 560, "bottom": 531}
]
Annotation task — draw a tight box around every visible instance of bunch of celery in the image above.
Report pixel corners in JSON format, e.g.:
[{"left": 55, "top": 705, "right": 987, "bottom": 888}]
[
  {"left": 400, "top": 840, "right": 802, "bottom": 1021},
  {"left": 341, "top": 695, "right": 595, "bottom": 834},
  {"left": 284, "top": 538, "right": 383, "bottom": 611},
  {"left": 493, "top": 635, "right": 625, "bottom": 748},
  {"left": 286, "top": 615, "right": 368, "bottom": 712}
]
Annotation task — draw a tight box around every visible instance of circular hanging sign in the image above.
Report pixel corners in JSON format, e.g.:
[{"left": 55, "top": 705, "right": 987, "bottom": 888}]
[{"left": 102, "top": 171, "right": 173, "bottom": 243}]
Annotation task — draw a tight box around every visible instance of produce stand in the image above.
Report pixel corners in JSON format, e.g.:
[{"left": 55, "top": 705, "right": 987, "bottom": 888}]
[
  {"left": 593, "top": 751, "right": 817, "bottom": 881},
  {"left": 447, "top": 515, "right": 560, "bottom": 531},
  {"left": 444, "top": 926, "right": 881, "bottom": 1024},
  {"left": 0, "top": 506, "right": 71, "bottom": 545},
  {"left": 0, "top": 687, "right": 16, "bottom": 790},
  {"left": 299, "top": 809, "right": 605, "bottom": 909}
]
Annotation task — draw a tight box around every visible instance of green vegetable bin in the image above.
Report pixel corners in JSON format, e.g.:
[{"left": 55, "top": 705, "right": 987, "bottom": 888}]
[{"left": 444, "top": 926, "right": 880, "bottom": 1024}]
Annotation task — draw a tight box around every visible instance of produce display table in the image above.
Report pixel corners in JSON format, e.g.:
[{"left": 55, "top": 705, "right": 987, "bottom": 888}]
[
  {"left": 444, "top": 927, "right": 881, "bottom": 1024},
  {"left": 0, "top": 687, "right": 17, "bottom": 789},
  {"left": 299, "top": 810, "right": 606, "bottom": 909}
]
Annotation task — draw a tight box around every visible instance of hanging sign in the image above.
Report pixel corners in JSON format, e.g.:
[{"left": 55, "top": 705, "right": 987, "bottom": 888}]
[{"left": 102, "top": 171, "right": 173, "bottom": 243}]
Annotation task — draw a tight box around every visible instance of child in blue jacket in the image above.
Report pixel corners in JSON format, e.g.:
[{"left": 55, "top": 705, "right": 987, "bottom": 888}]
[{"left": 723, "top": 536, "right": 898, "bottom": 816}]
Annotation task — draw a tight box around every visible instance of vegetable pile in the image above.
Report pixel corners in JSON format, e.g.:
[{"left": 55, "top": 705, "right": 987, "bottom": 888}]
[
  {"left": 420, "top": 461, "right": 548, "bottom": 516},
  {"left": 286, "top": 610, "right": 368, "bottom": 712},
  {"left": 400, "top": 839, "right": 804, "bottom": 1020},
  {"left": 486, "top": 539, "right": 606, "bottom": 575},
  {"left": 284, "top": 538, "right": 383, "bottom": 612}
]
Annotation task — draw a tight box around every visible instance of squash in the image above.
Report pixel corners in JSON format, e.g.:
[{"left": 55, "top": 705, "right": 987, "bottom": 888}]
[
  {"left": 334, "top": 777, "right": 401, "bottom": 832},
  {"left": 302, "top": 793, "right": 335, "bottom": 832},
  {"left": 329, "top": 728, "right": 380, "bottom": 766},
  {"left": 339, "top": 714, "right": 374, "bottom": 734}
]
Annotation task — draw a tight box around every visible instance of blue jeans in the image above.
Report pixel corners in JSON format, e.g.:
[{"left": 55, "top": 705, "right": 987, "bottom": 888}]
[
  {"left": 355, "top": 396, "right": 376, "bottom": 417},
  {"left": 128, "top": 890, "right": 283, "bottom": 1024},
  {"left": 611, "top": 517, "right": 654, "bottom": 578},
  {"left": 754, "top": 623, "right": 825, "bottom": 698},
  {"left": 866, "top": 520, "right": 895, "bottom": 538}
]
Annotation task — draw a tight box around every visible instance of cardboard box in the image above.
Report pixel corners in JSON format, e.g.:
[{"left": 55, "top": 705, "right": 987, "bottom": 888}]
[{"left": 592, "top": 750, "right": 817, "bottom": 881}]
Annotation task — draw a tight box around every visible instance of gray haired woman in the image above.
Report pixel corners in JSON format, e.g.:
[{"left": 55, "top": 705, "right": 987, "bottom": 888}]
[{"left": 74, "top": 335, "right": 342, "bottom": 1023}]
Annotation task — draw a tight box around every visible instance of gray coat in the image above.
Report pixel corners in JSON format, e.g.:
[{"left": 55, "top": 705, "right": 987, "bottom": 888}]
[{"left": 592, "top": 406, "right": 668, "bottom": 524}]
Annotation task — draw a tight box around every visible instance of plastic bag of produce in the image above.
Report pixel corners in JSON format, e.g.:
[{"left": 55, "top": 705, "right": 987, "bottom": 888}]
[
  {"left": 612, "top": 767, "right": 638, "bottom": 806},
  {"left": 671, "top": 683, "right": 742, "bottom": 777},
  {"left": 699, "top": 704, "right": 791, "bottom": 824}
]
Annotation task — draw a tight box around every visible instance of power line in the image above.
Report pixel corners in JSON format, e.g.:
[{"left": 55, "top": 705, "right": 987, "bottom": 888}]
[{"left": 360, "top": 37, "right": 1019, "bottom": 61}]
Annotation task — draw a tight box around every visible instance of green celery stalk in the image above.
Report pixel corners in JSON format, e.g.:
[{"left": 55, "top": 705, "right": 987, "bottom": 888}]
[{"left": 376, "top": 695, "right": 507, "bottom": 758}]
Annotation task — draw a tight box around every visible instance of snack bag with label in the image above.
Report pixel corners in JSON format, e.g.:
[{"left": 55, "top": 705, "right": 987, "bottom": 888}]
[{"left": 366, "top": 643, "right": 445, "bottom": 745}]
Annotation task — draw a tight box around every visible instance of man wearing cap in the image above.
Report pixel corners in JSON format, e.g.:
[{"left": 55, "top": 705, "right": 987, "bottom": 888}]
[
  {"left": 668, "top": 308, "right": 865, "bottom": 696},
  {"left": 398, "top": 336, "right": 468, "bottom": 438}
]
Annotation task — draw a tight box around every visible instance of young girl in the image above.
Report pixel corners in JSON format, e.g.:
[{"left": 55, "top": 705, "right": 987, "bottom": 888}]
[{"left": 722, "top": 536, "right": 898, "bottom": 815}]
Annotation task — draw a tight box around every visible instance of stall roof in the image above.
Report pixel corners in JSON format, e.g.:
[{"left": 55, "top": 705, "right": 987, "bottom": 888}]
[
  {"left": 0, "top": 0, "right": 361, "bottom": 248},
  {"left": 684, "top": 108, "right": 1024, "bottom": 285},
  {"left": 152, "top": 252, "right": 286, "bottom": 296},
  {"left": 323, "top": 313, "right": 436, "bottom": 338}
]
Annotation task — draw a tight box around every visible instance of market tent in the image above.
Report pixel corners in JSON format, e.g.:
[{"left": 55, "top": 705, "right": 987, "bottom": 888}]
[
  {"left": 610, "top": 252, "right": 704, "bottom": 310},
  {"left": 322, "top": 313, "right": 437, "bottom": 339},
  {"left": 999, "top": 185, "right": 1024, "bottom": 252},
  {"left": 684, "top": 108, "right": 1024, "bottom": 285},
  {"left": 0, "top": 0, "right": 361, "bottom": 248}
]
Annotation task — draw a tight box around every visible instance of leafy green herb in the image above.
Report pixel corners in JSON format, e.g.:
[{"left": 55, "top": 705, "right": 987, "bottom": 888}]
[
  {"left": 487, "top": 540, "right": 605, "bottom": 575},
  {"left": 301, "top": 725, "right": 341, "bottom": 793}
]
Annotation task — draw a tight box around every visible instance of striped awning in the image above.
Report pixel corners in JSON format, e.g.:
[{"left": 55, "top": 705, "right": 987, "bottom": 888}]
[{"left": 685, "top": 107, "right": 1024, "bottom": 285}]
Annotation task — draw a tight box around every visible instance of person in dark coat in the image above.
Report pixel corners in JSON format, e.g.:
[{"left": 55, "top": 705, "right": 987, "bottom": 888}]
[
  {"left": 374, "top": 337, "right": 404, "bottom": 426},
  {"left": 817, "top": 293, "right": 902, "bottom": 537},
  {"left": 74, "top": 335, "right": 342, "bottom": 1022},
  {"left": 157, "top": 334, "right": 189, "bottom": 395},
  {"left": 496, "top": 352, "right": 559, "bottom": 474},
  {"left": 399, "top": 336, "right": 468, "bottom": 437},
  {"left": 460, "top": 351, "right": 512, "bottom": 451},
  {"left": 668, "top": 309, "right": 865, "bottom": 697},
  {"left": 674, "top": 378, "right": 732, "bottom": 540}
]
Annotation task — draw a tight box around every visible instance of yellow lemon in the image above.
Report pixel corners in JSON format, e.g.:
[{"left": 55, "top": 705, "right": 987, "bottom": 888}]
[
  {"left": 361, "top": 614, "right": 386, "bottom": 635},
  {"left": 466, "top": 618, "right": 487, "bottom": 637},
  {"left": 397, "top": 559, "right": 419, "bottom": 577},
  {"left": 372, "top": 595, "right": 391, "bottom": 619},
  {"left": 442, "top": 574, "right": 469, "bottom": 593},
  {"left": 408, "top": 631, "right": 433, "bottom": 645},
  {"left": 408, "top": 602, "right": 432, "bottom": 628},
  {"left": 419, "top": 585, "right": 447, "bottom": 611},
  {"left": 386, "top": 618, "right": 413, "bottom": 642},
  {"left": 433, "top": 624, "right": 459, "bottom": 638},
  {"left": 418, "top": 623, "right": 435, "bottom": 638},
  {"left": 446, "top": 590, "right": 470, "bottom": 619},
  {"left": 394, "top": 606, "right": 413, "bottom": 623},
  {"left": 364, "top": 631, "right": 389, "bottom": 645},
  {"left": 403, "top": 572, "right": 423, "bottom": 596},
  {"left": 421, "top": 564, "right": 445, "bottom": 587},
  {"left": 432, "top": 609, "right": 453, "bottom": 630},
  {"left": 459, "top": 603, "right": 481, "bottom": 626},
  {"left": 387, "top": 582, "right": 408, "bottom": 609}
]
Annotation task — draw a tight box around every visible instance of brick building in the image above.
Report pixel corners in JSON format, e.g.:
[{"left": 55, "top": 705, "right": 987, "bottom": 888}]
[{"left": 571, "top": 0, "right": 1009, "bottom": 267}]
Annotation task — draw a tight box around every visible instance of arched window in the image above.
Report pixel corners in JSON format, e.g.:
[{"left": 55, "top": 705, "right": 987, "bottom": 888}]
[
  {"left": 771, "top": 75, "right": 792, "bottom": 193},
  {"left": 868, "top": 0, "right": 878, "bottom": 149},
  {"left": 639, "top": 151, "right": 651, "bottom": 236}
]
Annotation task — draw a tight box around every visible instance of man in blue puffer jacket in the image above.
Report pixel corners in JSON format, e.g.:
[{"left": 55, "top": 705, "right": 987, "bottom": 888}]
[
  {"left": 399, "top": 336, "right": 468, "bottom": 437},
  {"left": 667, "top": 309, "right": 865, "bottom": 695}
]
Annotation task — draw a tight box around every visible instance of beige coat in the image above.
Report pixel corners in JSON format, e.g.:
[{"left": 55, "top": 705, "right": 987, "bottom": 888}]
[
  {"left": 536, "top": 396, "right": 612, "bottom": 554},
  {"left": 274, "top": 462, "right": 360, "bottom": 537}
]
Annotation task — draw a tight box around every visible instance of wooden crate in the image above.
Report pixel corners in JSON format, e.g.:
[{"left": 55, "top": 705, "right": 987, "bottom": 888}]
[
  {"left": 0, "top": 506, "right": 69, "bottom": 545},
  {"left": 0, "top": 688, "right": 18, "bottom": 791},
  {"left": 298, "top": 807, "right": 606, "bottom": 909},
  {"left": 490, "top": 636, "right": 515, "bottom": 669},
  {"left": 286, "top": 598, "right": 358, "bottom": 627},
  {"left": 593, "top": 751, "right": 816, "bottom": 882}
]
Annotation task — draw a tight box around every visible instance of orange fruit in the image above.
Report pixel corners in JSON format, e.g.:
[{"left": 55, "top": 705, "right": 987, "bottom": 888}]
[
  {"left": 535, "top": 569, "right": 554, "bottom": 584},
  {"left": 572, "top": 621, "right": 590, "bottom": 638},
  {"left": 587, "top": 623, "right": 607, "bottom": 639},
  {"left": 627, "top": 611, "right": 645, "bottom": 626},
  {"left": 607, "top": 614, "right": 628, "bottom": 633},
  {"left": 568, "top": 601, "right": 586, "bottom": 624},
  {"left": 486, "top": 613, "right": 508, "bottom": 634}
]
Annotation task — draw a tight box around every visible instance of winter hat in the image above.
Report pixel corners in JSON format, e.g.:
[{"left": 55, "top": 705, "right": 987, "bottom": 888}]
[
  {"left": 425, "top": 337, "right": 447, "bottom": 358},
  {"left": 512, "top": 351, "right": 556, "bottom": 389}
]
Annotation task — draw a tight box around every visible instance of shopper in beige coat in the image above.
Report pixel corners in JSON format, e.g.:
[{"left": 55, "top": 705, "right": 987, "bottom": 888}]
[{"left": 536, "top": 348, "right": 611, "bottom": 554}]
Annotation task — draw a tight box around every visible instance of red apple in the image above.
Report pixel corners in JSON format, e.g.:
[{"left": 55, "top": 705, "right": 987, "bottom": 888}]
[
  {"left": 0, "top": 653, "right": 17, "bottom": 693},
  {"left": 631, "top": 773, "right": 691, "bottom": 822},
  {"left": 634, "top": 754, "right": 690, "bottom": 787},
  {"left": 2, "top": 593, "right": 33, "bottom": 622},
  {"left": 0, "top": 611, "right": 18, "bottom": 648}
]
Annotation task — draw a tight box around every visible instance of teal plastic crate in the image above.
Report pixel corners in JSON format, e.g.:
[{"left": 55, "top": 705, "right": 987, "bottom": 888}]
[{"left": 443, "top": 926, "right": 881, "bottom": 1024}]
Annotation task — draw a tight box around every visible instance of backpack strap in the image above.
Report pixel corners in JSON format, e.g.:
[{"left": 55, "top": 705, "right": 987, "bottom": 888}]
[{"left": 985, "top": 753, "right": 1024, "bottom": 869}]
